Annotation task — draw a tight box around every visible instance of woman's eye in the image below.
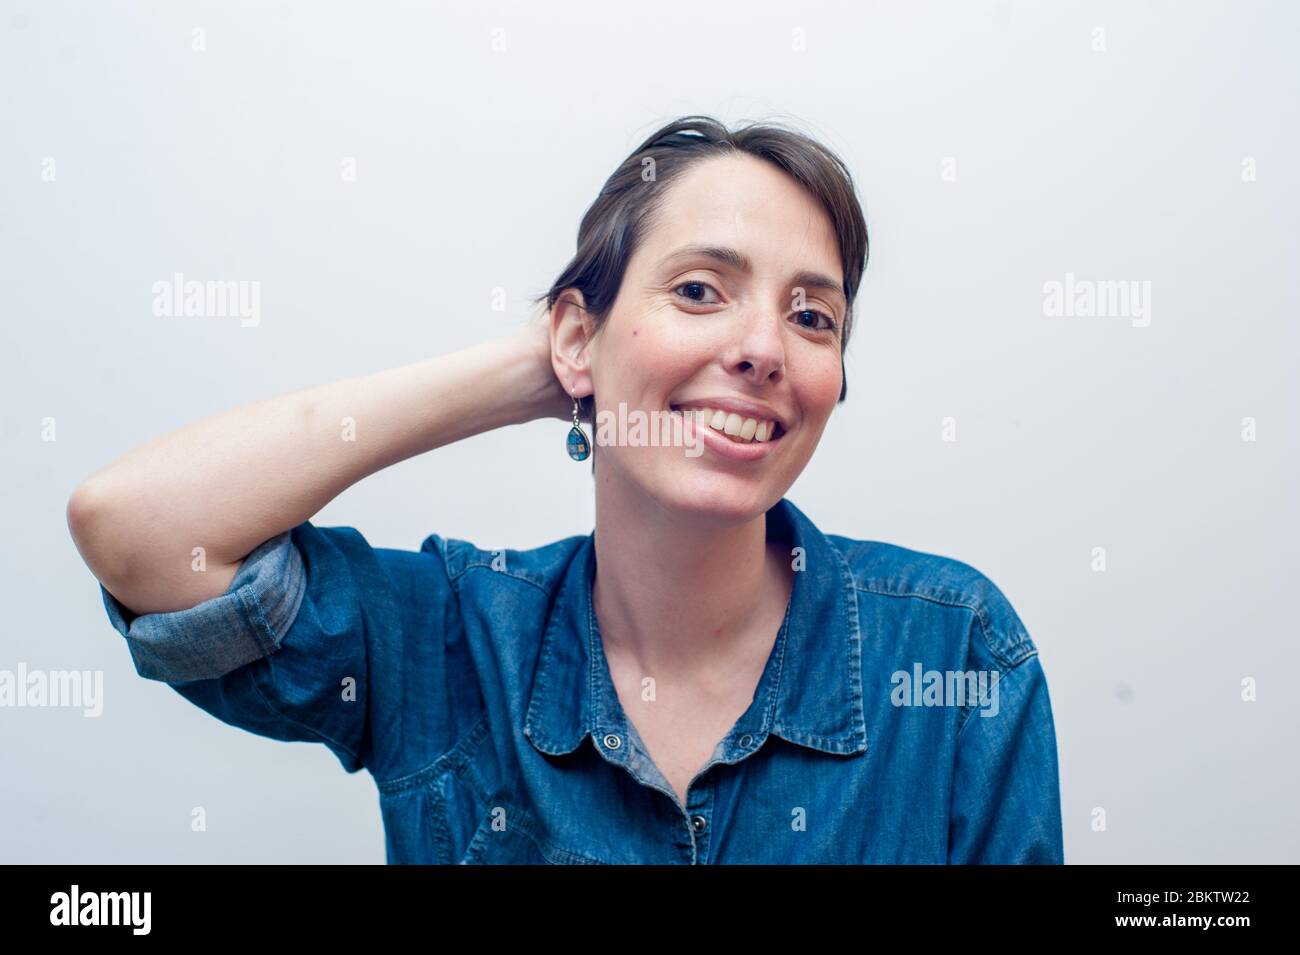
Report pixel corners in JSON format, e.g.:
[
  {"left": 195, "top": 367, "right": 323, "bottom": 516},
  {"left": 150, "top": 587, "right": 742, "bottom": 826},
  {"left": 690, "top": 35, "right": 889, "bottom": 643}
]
[
  {"left": 673, "top": 281, "right": 720, "bottom": 305},
  {"left": 794, "top": 309, "right": 837, "bottom": 332},
  {"left": 673, "top": 283, "right": 835, "bottom": 332}
]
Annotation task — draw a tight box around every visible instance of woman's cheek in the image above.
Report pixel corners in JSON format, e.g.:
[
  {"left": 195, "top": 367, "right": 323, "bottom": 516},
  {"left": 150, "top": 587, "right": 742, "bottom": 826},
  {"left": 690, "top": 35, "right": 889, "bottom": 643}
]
[{"left": 799, "top": 350, "right": 844, "bottom": 411}]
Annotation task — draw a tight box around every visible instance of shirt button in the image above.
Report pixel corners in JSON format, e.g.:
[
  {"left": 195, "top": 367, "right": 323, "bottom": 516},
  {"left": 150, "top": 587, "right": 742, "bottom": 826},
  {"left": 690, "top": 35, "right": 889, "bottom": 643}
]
[
  {"left": 738, "top": 734, "right": 753, "bottom": 748},
  {"left": 691, "top": 815, "right": 707, "bottom": 832},
  {"left": 602, "top": 733, "right": 622, "bottom": 750}
]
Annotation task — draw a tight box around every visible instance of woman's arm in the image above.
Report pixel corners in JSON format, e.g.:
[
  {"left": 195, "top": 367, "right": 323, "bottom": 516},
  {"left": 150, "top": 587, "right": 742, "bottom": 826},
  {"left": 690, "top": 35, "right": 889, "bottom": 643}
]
[
  {"left": 66, "top": 318, "right": 570, "bottom": 616},
  {"left": 947, "top": 653, "right": 1065, "bottom": 863}
]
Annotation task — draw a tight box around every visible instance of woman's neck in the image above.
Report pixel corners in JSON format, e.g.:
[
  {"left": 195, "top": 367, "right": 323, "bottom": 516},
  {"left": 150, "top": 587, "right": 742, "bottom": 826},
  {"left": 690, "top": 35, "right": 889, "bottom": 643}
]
[{"left": 590, "top": 475, "right": 792, "bottom": 681}]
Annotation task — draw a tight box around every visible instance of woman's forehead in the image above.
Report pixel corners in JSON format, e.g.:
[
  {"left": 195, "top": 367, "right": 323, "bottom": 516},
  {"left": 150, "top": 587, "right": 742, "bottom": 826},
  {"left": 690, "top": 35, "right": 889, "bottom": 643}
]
[{"left": 640, "top": 155, "right": 839, "bottom": 271}]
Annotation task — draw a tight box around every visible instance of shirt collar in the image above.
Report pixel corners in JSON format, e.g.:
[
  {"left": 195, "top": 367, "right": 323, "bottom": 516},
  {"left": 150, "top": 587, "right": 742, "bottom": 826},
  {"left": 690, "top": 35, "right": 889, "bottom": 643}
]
[{"left": 523, "top": 497, "right": 868, "bottom": 760}]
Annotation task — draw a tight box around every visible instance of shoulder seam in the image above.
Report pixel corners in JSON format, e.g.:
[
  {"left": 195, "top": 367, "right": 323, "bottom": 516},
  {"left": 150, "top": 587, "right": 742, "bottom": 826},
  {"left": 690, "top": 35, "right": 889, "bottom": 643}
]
[
  {"left": 852, "top": 583, "right": 1034, "bottom": 670},
  {"left": 954, "top": 649, "right": 1041, "bottom": 738},
  {"left": 430, "top": 534, "right": 588, "bottom": 594},
  {"left": 450, "top": 562, "right": 553, "bottom": 595}
]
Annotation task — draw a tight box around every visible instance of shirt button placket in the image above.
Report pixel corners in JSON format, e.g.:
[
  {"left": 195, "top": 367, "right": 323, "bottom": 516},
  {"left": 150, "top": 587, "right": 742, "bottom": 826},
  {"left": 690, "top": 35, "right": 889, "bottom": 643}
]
[{"left": 684, "top": 780, "right": 716, "bottom": 864}]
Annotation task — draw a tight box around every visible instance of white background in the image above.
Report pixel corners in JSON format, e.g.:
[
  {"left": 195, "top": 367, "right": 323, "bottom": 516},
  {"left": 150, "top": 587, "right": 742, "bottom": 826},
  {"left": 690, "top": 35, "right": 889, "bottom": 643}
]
[{"left": 2, "top": 0, "right": 1296, "bottom": 863}]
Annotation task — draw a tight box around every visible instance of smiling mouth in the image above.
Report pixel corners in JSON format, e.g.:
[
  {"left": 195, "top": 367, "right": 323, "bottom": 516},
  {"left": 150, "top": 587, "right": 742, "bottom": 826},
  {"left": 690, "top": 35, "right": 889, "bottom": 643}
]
[{"left": 668, "top": 405, "right": 786, "bottom": 444}]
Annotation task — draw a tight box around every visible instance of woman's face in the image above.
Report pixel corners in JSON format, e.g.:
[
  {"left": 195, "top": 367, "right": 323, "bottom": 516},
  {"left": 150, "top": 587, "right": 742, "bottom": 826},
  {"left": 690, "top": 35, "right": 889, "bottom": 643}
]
[{"left": 583, "top": 153, "right": 846, "bottom": 524}]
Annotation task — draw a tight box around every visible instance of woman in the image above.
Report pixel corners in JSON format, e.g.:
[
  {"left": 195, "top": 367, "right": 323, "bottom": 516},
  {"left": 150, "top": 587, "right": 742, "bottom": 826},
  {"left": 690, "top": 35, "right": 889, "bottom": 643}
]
[{"left": 67, "top": 115, "right": 1064, "bottom": 865}]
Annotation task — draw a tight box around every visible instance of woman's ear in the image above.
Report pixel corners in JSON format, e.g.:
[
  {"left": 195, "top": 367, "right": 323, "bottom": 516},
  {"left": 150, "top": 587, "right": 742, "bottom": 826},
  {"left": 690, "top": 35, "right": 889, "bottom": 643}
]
[{"left": 551, "top": 289, "right": 596, "bottom": 398}]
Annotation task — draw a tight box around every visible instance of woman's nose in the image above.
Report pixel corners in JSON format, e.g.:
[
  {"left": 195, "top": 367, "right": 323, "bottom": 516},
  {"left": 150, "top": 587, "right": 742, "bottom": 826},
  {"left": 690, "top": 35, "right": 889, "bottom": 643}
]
[{"left": 728, "top": 313, "right": 787, "bottom": 384}]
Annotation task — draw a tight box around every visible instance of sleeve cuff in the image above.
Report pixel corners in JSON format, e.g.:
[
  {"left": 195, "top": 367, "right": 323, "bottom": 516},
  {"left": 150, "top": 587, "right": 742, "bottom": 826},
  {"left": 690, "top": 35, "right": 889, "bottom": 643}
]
[{"left": 100, "top": 530, "right": 308, "bottom": 683}]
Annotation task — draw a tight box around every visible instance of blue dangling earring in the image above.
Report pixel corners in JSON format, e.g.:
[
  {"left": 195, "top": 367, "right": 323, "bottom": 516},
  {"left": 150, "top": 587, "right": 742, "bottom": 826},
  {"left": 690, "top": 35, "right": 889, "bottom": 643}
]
[{"left": 566, "top": 393, "right": 591, "bottom": 461}]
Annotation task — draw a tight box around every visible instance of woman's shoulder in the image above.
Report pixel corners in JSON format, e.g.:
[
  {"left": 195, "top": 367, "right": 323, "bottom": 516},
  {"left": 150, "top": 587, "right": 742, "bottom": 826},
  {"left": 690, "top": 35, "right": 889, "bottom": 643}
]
[
  {"left": 825, "top": 531, "right": 1036, "bottom": 666},
  {"left": 826, "top": 532, "right": 1011, "bottom": 604},
  {"left": 415, "top": 528, "right": 591, "bottom": 592}
]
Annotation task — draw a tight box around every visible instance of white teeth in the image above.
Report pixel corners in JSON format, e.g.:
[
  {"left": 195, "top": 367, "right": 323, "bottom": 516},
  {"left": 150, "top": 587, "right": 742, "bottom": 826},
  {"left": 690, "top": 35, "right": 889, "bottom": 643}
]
[{"left": 672, "top": 406, "right": 779, "bottom": 444}]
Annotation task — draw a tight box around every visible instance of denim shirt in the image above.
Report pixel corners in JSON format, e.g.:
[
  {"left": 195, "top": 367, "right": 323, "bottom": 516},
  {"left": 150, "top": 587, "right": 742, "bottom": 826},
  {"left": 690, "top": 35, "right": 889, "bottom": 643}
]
[{"left": 99, "top": 497, "right": 1064, "bottom": 864}]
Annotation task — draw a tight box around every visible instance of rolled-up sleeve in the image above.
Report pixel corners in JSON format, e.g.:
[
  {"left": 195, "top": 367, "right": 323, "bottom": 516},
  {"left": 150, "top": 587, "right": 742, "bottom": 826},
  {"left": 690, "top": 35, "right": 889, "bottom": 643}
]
[
  {"left": 101, "top": 531, "right": 305, "bottom": 683},
  {"left": 947, "top": 653, "right": 1065, "bottom": 864},
  {"left": 98, "top": 522, "right": 462, "bottom": 775}
]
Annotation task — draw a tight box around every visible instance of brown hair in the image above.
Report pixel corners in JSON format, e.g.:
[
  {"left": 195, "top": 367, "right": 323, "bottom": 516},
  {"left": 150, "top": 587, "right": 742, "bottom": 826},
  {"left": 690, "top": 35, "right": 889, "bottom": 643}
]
[{"left": 533, "top": 114, "right": 870, "bottom": 458}]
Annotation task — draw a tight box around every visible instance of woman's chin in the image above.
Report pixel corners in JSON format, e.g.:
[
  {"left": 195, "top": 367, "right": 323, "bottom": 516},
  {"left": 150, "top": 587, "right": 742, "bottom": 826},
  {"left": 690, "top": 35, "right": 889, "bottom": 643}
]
[{"left": 655, "top": 473, "right": 772, "bottom": 524}]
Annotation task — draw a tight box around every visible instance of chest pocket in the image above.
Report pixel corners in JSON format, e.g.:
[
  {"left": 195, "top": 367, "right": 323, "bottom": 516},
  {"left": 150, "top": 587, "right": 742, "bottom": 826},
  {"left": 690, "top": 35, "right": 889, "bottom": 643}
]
[
  {"left": 423, "top": 712, "right": 607, "bottom": 864},
  {"left": 458, "top": 800, "right": 604, "bottom": 865}
]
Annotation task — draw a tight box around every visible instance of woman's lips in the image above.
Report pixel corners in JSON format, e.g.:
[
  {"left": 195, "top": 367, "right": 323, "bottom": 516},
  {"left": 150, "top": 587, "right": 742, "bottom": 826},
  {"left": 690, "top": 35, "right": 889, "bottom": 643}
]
[{"left": 677, "top": 410, "right": 782, "bottom": 462}]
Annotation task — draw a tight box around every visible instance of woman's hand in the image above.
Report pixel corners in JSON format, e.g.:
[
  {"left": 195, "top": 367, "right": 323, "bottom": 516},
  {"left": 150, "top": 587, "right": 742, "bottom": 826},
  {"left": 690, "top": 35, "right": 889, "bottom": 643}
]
[{"left": 519, "top": 302, "right": 579, "bottom": 422}]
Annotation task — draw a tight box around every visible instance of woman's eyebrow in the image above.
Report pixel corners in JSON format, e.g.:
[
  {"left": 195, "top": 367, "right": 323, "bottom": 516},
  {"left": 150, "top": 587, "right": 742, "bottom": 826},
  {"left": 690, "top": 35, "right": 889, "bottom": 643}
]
[{"left": 657, "top": 244, "right": 845, "bottom": 304}]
